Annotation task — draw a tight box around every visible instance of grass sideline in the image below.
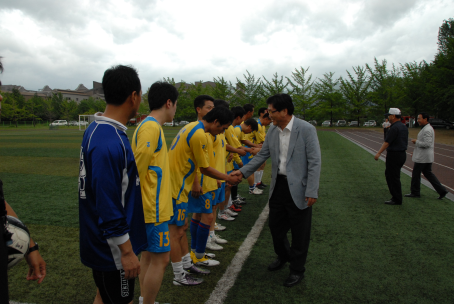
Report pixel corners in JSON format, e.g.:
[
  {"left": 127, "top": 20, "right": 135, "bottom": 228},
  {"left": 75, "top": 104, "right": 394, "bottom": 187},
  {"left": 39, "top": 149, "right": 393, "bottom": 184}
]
[{"left": 2, "top": 127, "right": 453, "bottom": 303}]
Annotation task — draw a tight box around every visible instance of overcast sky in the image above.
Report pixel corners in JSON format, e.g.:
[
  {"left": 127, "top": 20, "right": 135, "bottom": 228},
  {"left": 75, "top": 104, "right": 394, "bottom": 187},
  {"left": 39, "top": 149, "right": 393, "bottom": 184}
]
[{"left": 0, "top": 0, "right": 451, "bottom": 91}]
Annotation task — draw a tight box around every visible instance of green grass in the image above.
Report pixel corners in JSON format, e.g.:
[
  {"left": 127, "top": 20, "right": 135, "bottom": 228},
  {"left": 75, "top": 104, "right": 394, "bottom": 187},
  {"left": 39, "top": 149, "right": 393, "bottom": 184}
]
[
  {"left": 2, "top": 127, "right": 454, "bottom": 303},
  {"left": 225, "top": 131, "right": 454, "bottom": 304}
]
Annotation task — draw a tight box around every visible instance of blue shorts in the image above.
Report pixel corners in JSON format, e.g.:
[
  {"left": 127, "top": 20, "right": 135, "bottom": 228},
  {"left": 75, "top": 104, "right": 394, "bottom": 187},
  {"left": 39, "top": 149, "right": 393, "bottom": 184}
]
[
  {"left": 241, "top": 152, "right": 252, "bottom": 165},
  {"left": 168, "top": 199, "right": 188, "bottom": 227},
  {"left": 215, "top": 183, "right": 226, "bottom": 205},
  {"left": 233, "top": 162, "right": 240, "bottom": 170},
  {"left": 145, "top": 222, "right": 170, "bottom": 253},
  {"left": 188, "top": 191, "right": 215, "bottom": 214}
]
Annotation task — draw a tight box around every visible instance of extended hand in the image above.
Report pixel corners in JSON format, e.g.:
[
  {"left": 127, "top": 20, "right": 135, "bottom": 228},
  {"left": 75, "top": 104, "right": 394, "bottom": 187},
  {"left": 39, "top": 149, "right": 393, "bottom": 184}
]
[
  {"left": 227, "top": 171, "right": 243, "bottom": 185},
  {"left": 25, "top": 251, "right": 46, "bottom": 284},
  {"left": 251, "top": 148, "right": 260, "bottom": 156},
  {"left": 411, "top": 139, "right": 416, "bottom": 144},
  {"left": 305, "top": 197, "right": 317, "bottom": 207},
  {"left": 374, "top": 153, "right": 380, "bottom": 161},
  {"left": 121, "top": 251, "right": 140, "bottom": 280},
  {"left": 238, "top": 150, "right": 247, "bottom": 156}
]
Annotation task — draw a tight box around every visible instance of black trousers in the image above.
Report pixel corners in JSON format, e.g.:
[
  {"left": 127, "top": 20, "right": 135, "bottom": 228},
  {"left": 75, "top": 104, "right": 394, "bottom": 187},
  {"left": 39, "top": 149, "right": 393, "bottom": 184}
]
[
  {"left": 411, "top": 162, "right": 447, "bottom": 196},
  {"left": 269, "top": 175, "right": 312, "bottom": 274},
  {"left": 385, "top": 151, "right": 407, "bottom": 203},
  {"left": 0, "top": 228, "right": 9, "bottom": 304},
  {"left": 384, "top": 128, "right": 388, "bottom": 141}
]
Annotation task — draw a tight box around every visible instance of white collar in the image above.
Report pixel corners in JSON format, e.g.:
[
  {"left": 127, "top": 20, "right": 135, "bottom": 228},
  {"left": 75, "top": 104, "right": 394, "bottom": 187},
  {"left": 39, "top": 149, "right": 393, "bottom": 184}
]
[
  {"left": 278, "top": 115, "right": 294, "bottom": 132},
  {"left": 94, "top": 112, "right": 127, "bottom": 131}
]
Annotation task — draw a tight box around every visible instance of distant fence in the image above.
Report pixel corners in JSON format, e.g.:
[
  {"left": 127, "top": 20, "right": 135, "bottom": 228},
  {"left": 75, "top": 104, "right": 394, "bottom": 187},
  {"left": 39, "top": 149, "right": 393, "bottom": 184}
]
[{"left": 0, "top": 121, "right": 51, "bottom": 127}]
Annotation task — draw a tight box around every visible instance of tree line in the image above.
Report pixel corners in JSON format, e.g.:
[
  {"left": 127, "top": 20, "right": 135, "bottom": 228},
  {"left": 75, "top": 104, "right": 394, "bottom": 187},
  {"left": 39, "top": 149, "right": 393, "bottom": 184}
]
[{"left": 1, "top": 18, "right": 453, "bottom": 127}]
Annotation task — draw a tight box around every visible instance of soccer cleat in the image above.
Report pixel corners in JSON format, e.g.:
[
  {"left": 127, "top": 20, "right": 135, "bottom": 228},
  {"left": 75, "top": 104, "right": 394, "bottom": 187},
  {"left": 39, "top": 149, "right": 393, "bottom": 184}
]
[
  {"left": 214, "top": 222, "right": 226, "bottom": 231},
  {"left": 256, "top": 183, "right": 266, "bottom": 190},
  {"left": 236, "top": 195, "right": 246, "bottom": 201},
  {"left": 173, "top": 273, "right": 204, "bottom": 286},
  {"left": 257, "top": 182, "right": 267, "bottom": 188},
  {"left": 193, "top": 254, "right": 220, "bottom": 267},
  {"left": 249, "top": 187, "right": 263, "bottom": 195},
  {"left": 184, "top": 263, "right": 211, "bottom": 275},
  {"left": 225, "top": 208, "right": 238, "bottom": 217},
  {"left": 229, "top": 205, "right": 241, "bottom": 212},
  {"left": 218, "top": 212, "right": 235, "bottom": 221},
  {"left": 206, "top": 238, "right": 223, "bottom": 251},
  {"left": 205, "top": 252, "right": 216, "bottom": 258},
  {"left": 213, "top": 234, "right": 228, "bottom": 244},
  {"left": 232, "top": 198, "right": 246, "bottom": 205}
]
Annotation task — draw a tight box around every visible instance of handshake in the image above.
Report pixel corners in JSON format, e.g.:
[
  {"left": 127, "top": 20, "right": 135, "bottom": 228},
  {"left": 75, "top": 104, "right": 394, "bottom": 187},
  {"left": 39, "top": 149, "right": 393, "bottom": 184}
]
[{"left": 226, "top": 170, "right": 243, "bottom": 186}]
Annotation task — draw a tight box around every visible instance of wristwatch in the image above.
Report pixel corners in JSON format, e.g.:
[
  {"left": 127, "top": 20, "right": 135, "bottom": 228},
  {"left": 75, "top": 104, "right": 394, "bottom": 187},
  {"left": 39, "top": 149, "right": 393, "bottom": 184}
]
[{"left": 28, "top": 242, "right": 39, "bottom": 254}]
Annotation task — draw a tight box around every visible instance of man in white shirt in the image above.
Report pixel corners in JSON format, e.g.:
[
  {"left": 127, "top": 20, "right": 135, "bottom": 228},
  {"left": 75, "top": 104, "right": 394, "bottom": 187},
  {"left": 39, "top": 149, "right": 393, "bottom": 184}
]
[
  {"left": 405, "top": 112, "right": 448, "bottom": 199},
  {"left": 232, "top": 93, "right": 321, "bottom": 287}
]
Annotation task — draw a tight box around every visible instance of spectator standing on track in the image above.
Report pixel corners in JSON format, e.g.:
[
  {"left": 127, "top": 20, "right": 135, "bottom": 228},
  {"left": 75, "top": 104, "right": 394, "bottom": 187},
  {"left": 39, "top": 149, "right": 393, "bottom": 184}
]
[
  {"left": 405, "top": 113, "right": 448, "bottom": 200},
  {"left": 382, "top": 118, "right": 391, "bottom": 140},
  {"left": 374, "top": 108, "right": 409, "bottom": 205}
]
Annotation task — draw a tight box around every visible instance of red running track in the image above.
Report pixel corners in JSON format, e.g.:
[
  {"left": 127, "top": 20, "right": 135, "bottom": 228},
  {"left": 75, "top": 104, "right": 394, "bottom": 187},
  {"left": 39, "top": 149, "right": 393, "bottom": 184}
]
[{"left": 333, "top": 128, "right": 454, "bottom": 194}]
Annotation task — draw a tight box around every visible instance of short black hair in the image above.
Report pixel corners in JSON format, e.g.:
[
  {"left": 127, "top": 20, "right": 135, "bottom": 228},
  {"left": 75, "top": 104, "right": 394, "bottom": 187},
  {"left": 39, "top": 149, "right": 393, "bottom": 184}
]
[
  {"left": 214, "top": 99, "right": 229, "bottom": 109},
  {"left": 419, "top": 112, "right": 430, "bottom": 121},
  {"left": 203, "top": 107, "right": 234, "bottom": 125},
  {"left": 102, "top": 65, "right": 141, "bottom": 106},
  {"left": 262, "top": 112, "right": 270, "bottom": 119},
  {"left": 194, "top": 94, "right": 214, "bottom": 114},
  {"left": 244, "top": 118, "right": 258, "bottom": 131},
  {"left": 231, "top": 106, "right": 245, "bottom": 120},
  {"left": 266, "top": 93, "right": 294, "bottom": 115},
  {"left": 258, "top": 107, "right": 267, "bottom": 115},
  {"left": 148, "top": 81, "right": 178, "bottom": 111},
  {"left": 243, "top": 103, "right": 254, "bottom": 114}
]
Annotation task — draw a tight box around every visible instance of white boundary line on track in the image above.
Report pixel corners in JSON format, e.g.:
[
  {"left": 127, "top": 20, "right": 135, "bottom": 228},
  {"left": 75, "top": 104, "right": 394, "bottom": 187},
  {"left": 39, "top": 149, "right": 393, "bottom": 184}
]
[
  {"left": 205, "top": 204, "right": 270, "bottom": 304},
  {"left": 335, "top": 130, "right": 454, "bottom": 201}
]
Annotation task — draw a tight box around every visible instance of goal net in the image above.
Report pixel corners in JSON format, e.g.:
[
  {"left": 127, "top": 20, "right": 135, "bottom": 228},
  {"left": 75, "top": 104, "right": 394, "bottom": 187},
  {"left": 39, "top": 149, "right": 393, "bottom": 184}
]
[{"left": 79, "top": 115, "right": 95, "bottom": 131}]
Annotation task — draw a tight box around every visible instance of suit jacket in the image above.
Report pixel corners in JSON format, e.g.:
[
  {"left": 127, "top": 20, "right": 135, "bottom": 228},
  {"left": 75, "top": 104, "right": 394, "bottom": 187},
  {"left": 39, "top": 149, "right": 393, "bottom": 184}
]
[
  {"left": 239, "top": 117, "right": 321, "bottom": 210},
  {"left": 412, "top": 124, "right": 435, "bottom": 163}
]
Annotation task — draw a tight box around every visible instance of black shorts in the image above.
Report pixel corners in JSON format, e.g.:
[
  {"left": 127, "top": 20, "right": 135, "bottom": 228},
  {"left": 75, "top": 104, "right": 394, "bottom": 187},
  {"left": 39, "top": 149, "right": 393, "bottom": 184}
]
[{"left": 92, "top": 269, "right": 135, "bottom": 304}]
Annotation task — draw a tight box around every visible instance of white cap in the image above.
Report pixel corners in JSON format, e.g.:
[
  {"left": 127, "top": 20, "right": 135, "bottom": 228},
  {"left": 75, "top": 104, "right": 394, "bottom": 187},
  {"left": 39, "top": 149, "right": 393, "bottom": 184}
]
[{"left": 386, "top": 108, "right": 401, "bottom": 115}]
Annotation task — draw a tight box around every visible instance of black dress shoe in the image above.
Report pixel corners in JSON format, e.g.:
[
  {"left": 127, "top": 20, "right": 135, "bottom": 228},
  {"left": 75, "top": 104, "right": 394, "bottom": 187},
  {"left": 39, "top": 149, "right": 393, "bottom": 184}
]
[
  {"left": 268, "top": 257, "right": 287, "bottom": 271},
  {"left": 438, "top": 191, "right": 448, "bottom": 200},
  {"left": 385, "top": 200, "right": 402, "bottom": 205},
  {"left": 284, "top": 272, "right": 304, "bottom": 287},
  {"left": 404, "top": 193, "right": 420, "bottom": 198},
  {"left": 259, "top": 182, "right": 268, "bottom": 187}
]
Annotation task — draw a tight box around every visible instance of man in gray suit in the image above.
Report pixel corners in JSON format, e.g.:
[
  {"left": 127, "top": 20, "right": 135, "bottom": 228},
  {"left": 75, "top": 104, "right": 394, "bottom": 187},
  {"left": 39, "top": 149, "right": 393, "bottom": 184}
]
[
  {"left": 232, "top": 93, "right": 321, "bottom": 287},
  {"left": 405, "top": 112, "right": 448, "bottom": 199}
]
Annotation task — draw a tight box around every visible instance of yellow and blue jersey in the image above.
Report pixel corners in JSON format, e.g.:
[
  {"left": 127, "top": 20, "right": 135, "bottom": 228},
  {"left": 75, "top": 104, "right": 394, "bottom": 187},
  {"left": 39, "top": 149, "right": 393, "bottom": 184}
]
[
  {"left": 258, "top": 119, "right": 267, "bottom": 140},
  {"left": 132, "top": 116, "right": 173, "bottom": 223},
  {"left": 213, "top": 134, "right": 226, "bottom": 178},
  {"left": 169, "top": 121, "right": 210, "bottom": 203},
  {"left": 197, "top": 134, "right": 217, "bottom": 193}
]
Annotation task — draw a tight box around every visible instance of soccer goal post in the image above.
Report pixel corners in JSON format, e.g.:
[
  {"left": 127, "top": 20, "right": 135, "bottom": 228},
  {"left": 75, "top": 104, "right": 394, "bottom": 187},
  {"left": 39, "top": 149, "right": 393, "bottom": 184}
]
[{"left": 79, "top": 115, "right": 95, "bottom": 131}]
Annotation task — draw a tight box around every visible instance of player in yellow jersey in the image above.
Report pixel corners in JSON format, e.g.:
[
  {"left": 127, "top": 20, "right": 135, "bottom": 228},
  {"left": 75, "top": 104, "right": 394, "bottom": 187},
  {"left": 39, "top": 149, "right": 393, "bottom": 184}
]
[
  {"left": 168, "top": 98, "right": 241, "bottom": 282},
  {"left": 255, "top": 109, "right": 272, "bottom": 190},
  {"left": 132, "top": 81, "right": 194, "bottom": 302}
]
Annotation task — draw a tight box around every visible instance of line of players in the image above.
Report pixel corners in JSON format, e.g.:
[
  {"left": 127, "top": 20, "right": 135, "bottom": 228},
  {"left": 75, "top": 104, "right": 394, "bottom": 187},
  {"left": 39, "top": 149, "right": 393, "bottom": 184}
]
[{"left": 78, "top": 65, "right": 272, "bottom": 304}]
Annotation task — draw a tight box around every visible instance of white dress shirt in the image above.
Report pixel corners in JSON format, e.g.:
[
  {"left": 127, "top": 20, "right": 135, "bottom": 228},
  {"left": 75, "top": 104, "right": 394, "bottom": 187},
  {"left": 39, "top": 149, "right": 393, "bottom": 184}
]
[{"left": 277, "top": 115, "right": 294, "bottom": 176}]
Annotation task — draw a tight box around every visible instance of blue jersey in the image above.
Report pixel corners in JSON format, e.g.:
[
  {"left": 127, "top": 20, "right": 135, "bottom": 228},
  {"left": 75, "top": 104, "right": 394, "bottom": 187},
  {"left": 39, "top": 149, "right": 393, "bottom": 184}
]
[{"left": 78, "top": 114, "right": 147, "bottom": 272}]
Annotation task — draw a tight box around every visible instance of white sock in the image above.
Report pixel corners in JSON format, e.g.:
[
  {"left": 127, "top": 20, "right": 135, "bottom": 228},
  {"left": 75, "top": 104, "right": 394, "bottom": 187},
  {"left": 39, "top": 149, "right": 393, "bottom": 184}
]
[
  {"left": 210, "top": 230, "right": 215, "bottom": 237},
  {"left": 259, "top": 170, "right": 264, "bottom": 183},
  {"left": 139, "top": 296, "right": 143, "bottom": 304},
  {"left": 182, "top": 253, "right": 192, "bottom": 269},
  {"left": 171, "top": 261, "right": 184, "bottom": 280},
  {"left": 227, "top": 195, "right": 232, "bottom": 207},
  {"left": 254, "top": 171, "right": 259, "bottom": 183}
]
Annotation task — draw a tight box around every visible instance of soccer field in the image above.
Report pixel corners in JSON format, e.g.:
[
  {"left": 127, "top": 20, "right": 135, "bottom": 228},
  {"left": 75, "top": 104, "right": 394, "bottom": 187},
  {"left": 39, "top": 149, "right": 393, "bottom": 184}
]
[{"left": 1, "top": 128, "right": 453, "bottom": 304}]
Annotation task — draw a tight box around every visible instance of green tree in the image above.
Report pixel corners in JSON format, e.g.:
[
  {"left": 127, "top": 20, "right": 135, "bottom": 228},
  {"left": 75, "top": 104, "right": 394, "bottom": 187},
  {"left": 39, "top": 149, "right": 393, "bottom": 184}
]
[
  {"left": 210, "top": 77, "right": 235, "bottom": 101},
  {"left": 25, "top": 93, "right": 44, "bottom": 126},
  {"left": 400, "top": 61, "right": 432, "bottom": 119},
  {"left": 437, "top": 18, "right": 454, "bottom": 56},
  {"left": 233, "top": 70, "right": 263, "bottom": 107},
  {"left": 262, "top": 72, "right": 289, "bottom": 97},
  {"left": 1, "top": 90, "right": 28, "bottom": 127},
  {"left": 314, "top": 72, "right": 344, "bottom": 126},
  {"left": 287, "top": 67, "right": 316, "bottom": 120},
  {"left": 339, "top": 66, "right": 372, "bottom": 126},
  {"left": 51, "top": 92, "right": 65, "bottom": 119}
]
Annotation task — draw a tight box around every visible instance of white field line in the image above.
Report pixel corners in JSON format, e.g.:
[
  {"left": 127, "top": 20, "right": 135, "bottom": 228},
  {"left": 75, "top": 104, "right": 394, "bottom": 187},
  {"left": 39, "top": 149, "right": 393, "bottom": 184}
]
[
  {"left": 336, "top": 130, "right": 454, "bottom": 200},
  {"left": 205, "top": 204, "right": 270, "bottom": 304},
  {"left": 343, "top": 131, "right": 454, "bottom": 167}
]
